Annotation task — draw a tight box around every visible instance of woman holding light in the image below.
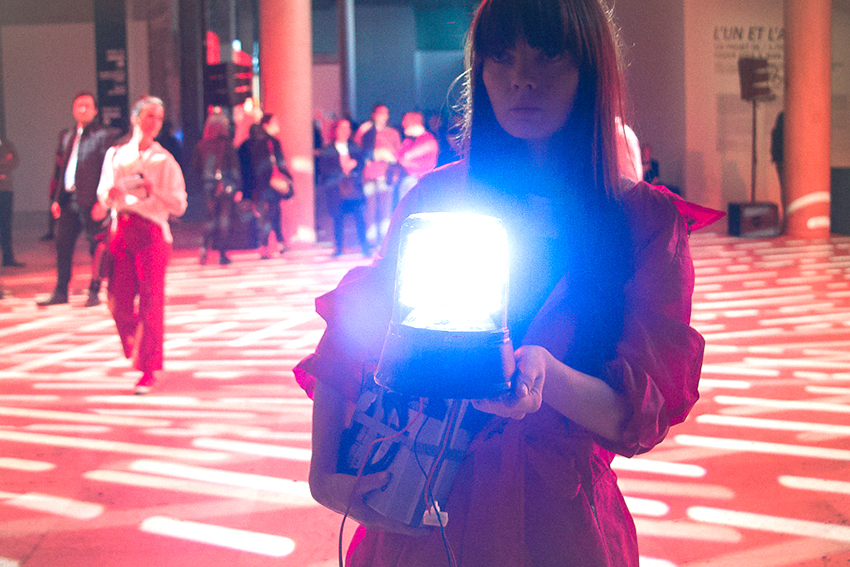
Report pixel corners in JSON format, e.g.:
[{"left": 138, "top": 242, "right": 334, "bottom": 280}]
[{"left": 296, "top": 0, "right": 713, "bottom": 564}]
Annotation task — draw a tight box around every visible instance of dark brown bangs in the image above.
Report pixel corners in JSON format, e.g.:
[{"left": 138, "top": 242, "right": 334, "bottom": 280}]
[{"left": 473, "top": 0, "right": 574, "bottom": 60}]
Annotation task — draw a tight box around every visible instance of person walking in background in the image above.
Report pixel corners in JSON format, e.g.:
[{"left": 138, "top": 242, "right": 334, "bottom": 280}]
[
  {"left": 238, "top": 113, "right": 294, "bottom": 259},
  {"left": 354, "top": 104, "right": 401, "bottom": 245},
  {"left": 317, "top": 118, "right": 371, "bottom": 258},
  {"left": 395, "top": 110, "right": 439, "bottom": 203},
  {"left": 0, "top": 136, "right": 24, "bottom": 268},
  {"left": 193, "top": 112, "right": 242, "bottom": 265},
  {"left": 97, "top": 95, "right": 187, "bottom": 395},
  {"left": 37, "top": 92, "right": 118, "bottom": 307}
]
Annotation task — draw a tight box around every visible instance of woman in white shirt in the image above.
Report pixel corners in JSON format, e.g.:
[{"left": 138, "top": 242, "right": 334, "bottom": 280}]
[{"left": 97, "top": 96, "right": 187, "bottom": 394}]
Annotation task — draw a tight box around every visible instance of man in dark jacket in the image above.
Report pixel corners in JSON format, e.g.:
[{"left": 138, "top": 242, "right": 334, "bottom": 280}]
[
  {"left": 317, "top": 118, "right": 371, "bottom": 257},
  {"left": 37, "top": 92, "right": 117, "bottom": 307}
]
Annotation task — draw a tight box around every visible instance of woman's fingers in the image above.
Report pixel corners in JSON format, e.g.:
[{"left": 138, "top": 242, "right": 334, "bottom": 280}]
[
  {"left": 471, "top": 390, "right": 533, "bottom": 420},
  {"left": 353, "top": 471, "right": 391, "bottom": 498},
  {"left": 514, "top": 370, "right": 533, "bottom": 398}
]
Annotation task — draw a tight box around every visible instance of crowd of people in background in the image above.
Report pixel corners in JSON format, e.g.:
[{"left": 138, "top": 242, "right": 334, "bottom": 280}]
[
  {"left": 2, "top": 90, "right": 668, "bottom": 306},
  {"left": 188, "top": 97, "right": 451, "bottom": 261},
  {"left": 0, "top": 89, "right": 460, "bottom": 294},
  {"left": 194, "top": 98, "right": 449, "bottom": 261},
  {"left": 318, "top": 104, "right": 443, "bottom": 256},
  {"left": 0, "top": 89, "right": 457, "bottom": 390}
]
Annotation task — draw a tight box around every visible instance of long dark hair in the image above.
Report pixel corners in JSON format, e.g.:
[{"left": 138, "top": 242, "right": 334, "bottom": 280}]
[
  {"left": 462, "top": 0, "right": 625, "bottom": 199},
  {"left": 461, "top": 0, "right": 633, "bottom": 382}
]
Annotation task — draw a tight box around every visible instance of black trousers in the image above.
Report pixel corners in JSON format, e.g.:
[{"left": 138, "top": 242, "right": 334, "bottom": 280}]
[
  {"left": 257, "top": 191, "right": 285, "bottom": 248},
  {"left": 333, "top": 199, "right": 369, "bottom": 254},
  {"left": 203, "top": 187, "right": 236, "bottom": 253},
  {"left": 53, "top": 195, "right": 102, "bottom": 293}
]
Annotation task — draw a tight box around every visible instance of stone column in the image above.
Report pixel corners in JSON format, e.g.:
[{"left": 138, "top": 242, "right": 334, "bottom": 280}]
[
  {"left": 784, "top": 0, "right": 831, "bottom": 237},
  {"left": 259, "top": 0, "right": 315, "bottom": 242}
]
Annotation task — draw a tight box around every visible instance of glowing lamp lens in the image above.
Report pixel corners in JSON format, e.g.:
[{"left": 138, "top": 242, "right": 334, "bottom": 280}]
[
  {"left": 376, "top": 212, "right": 514, "bottom": 399},
  {"left": 395, "top": 213, "right": 508, "bottom": 332}
]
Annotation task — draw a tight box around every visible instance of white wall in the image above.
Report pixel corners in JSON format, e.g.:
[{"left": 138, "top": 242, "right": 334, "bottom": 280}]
[
  {"left": 682, "top": 0, "right": 850, "bottom": 211},
  {"left": 1, "top": 17, "right": 149, "bottom": 213},
  {"left": 616, "top": 0, "right": 687, "bottom": 192},
  {"left": 833, "top": 0, "right": 850, "bottom": 167},
  {"left": 683, "top": 0, "right": 785, "bottom": 210},
  {"left": 311, "top": 5, "right": 462, "bottom": 127},
  {"left": 127, "top": 19, "right": 150, "bottom": 112},
  {"left": 312, "top": 60, "right": 342, "bottom": 146},
  {"left": 2, "top": 23, "right": 97, "bottom": 213},
  {"left": 313, "top": 61, "right": 342, "bottom": 120},
  {"left": 354, "top": 5, "right": 416, "bottom": 124}
]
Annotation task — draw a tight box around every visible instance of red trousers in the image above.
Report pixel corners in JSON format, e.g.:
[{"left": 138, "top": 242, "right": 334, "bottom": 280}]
[{"left": 108, "top": 212, "right": 170, "bottom": 373}]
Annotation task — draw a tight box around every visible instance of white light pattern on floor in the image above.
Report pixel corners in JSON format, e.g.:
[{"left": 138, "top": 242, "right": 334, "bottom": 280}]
[
  {"left": 139, "top": 516, "right": 296, "bottom": 556},
  {"left": 2, "top": 235, "right": 850, "bottom": 565}
]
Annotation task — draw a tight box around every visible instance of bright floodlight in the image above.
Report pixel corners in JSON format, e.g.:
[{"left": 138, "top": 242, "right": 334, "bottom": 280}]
[
  {"left": 375, "top": 212, "right": 514, "bottom": 399},
  {"left": 398, "top": 213, "right": 508, "bottom": 331}
]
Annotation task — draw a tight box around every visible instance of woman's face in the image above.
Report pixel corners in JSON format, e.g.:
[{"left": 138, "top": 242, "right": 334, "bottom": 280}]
[
  {"left": 335, "top": 120, "right": 351, "bottom": 143},
  {"left": 482, "top": 36, "right": 579, "bottom": 142},
  {"left": 134, "top": 103, "right": 165, "bottom": 140},
  {"left": 372, "top": 106, "right": 389, "bottom": 128}
]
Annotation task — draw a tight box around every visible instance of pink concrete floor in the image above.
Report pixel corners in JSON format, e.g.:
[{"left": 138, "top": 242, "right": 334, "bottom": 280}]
[{"left": 1, "top": 214, "right": 850, "bottom": 567}]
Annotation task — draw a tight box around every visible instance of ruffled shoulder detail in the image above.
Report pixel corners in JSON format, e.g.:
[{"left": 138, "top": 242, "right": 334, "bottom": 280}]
[
  {"left": 652, "top": 184, "right": 725, "bottom": 233},
  {"left": 619, "top": 178, "right": 725, "bottom": 234},
  {"left": 650, "top": 185, "right": 726, "bottom": 232}
]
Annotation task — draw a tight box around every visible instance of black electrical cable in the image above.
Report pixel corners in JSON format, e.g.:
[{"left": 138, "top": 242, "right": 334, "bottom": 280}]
[
  {"left": 413, "top": 401, "right": 459, "bottom": 567},
  {"left": 337, "top": 397, "right": 425, "bottom": 567}
]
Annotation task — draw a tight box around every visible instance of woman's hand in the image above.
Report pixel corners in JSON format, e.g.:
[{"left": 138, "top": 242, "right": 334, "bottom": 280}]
[
  {"left": 309, "top": 380, "right": 428, "bottom": 536},
  {"left": 107, "top": 184, "right": 125, "bottom": 202},
  {"left": 133, "top": 178, "right": 153, "bottom": 198},
  {"left": 472, "top": 345, "right": 550, "bottom": 420},
  {"left": 90, "top": 202, "right": 108, "bottom": 221},
  {"left": 340, "top": 155, "right": 358, "bottom": 176},
  {"left": 310, "top": 469, "right": 429, "bottom": 536}
]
